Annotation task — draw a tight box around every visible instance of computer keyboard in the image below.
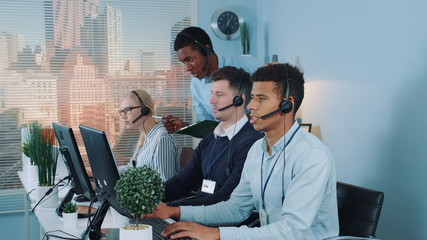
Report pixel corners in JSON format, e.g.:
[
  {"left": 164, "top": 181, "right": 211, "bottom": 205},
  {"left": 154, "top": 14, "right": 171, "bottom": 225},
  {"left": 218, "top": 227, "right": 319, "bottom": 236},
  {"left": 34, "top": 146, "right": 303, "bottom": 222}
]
[{"left": 139, "top": 217, "right": 195, "bottom": 240}]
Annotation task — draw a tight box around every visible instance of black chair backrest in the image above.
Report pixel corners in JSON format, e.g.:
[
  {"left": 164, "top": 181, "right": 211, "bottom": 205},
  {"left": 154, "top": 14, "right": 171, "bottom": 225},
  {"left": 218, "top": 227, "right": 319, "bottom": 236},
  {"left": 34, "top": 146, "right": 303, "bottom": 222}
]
[{"left": 337, "top": 182, "right": 384, "bottom": 238}]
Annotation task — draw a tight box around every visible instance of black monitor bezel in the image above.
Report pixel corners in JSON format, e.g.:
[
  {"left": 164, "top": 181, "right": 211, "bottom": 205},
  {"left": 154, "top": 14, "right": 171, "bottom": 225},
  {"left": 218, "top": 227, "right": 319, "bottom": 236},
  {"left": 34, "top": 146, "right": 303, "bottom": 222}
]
[
  {"left": 52, "top": 122, "right": 96, "bottom": 201},
  {"left": 78, "top": 124, "right": 132, "bottom": 219}
]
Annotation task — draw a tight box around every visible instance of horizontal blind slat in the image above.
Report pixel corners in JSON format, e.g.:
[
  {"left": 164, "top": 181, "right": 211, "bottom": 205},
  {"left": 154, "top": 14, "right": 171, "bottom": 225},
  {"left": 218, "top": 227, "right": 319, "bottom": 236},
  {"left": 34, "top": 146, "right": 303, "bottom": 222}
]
[{"left": 0, "top": 0, "right": 197, "bottom": 213}]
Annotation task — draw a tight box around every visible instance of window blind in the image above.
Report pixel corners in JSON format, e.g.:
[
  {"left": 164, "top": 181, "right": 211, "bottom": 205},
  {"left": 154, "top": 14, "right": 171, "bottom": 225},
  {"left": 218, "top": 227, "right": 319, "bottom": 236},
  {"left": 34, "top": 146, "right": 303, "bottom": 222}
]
[{"left": 0, "top": 0, "right": 198, "bottom": 212}]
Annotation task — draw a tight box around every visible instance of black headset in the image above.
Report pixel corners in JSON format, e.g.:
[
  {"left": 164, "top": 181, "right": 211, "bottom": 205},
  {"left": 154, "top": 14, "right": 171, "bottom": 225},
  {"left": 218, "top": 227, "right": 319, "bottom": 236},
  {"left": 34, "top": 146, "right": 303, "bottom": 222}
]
[
  {"left": 218, "top": 69, "right": 245, "bottom": 111},
  {"left": 260, "top": 77, "right": 293, "bottom": 119},
  {"left": 131, "top": 91, "right": 151, "bottom": 123},
  {"left": 178, "top": 32, "right": 212, "bottom": 57},
  {"left": 279, "top": 78, "right": 293, "bottom": 114}
]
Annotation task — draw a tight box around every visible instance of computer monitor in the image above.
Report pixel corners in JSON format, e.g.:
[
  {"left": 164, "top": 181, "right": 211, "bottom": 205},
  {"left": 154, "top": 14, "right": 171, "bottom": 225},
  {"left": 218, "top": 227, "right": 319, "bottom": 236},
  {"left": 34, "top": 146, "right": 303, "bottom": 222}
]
[
  {"left": 52, "top": 123, "right": 97, "bottom": 217},
  {"left": 79, "top": 124, "right": 132, "bottom": 239}
]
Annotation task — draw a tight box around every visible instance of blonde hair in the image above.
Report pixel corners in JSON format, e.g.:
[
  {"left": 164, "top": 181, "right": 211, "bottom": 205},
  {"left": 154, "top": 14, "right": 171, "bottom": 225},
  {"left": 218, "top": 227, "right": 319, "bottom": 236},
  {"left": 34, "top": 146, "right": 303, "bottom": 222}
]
[{"left": 123, "top": 89, "right": 157, "bottom": 160}]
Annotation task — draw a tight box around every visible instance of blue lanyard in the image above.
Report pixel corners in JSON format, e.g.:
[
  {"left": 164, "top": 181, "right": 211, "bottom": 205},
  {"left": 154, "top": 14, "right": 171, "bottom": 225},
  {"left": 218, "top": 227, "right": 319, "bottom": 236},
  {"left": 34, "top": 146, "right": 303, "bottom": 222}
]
[
  {"left": 260, "top": 125, "right": 300, "bottom": 209},
  {"left": 206, "top": 137, "right": 230, "bottom": 179}
]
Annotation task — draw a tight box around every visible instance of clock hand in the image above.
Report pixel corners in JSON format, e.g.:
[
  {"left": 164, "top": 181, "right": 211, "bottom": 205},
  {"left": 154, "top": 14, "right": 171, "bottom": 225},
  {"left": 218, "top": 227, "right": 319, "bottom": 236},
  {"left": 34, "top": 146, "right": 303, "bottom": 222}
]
[{"left": 226, "top": 16, "right": 233, "bottom": 27}]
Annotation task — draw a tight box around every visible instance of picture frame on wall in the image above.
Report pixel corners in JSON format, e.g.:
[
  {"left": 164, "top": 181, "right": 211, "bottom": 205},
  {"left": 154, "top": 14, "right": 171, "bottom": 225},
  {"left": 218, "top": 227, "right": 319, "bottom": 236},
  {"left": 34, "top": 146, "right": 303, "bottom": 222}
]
[{"left": 299, "top": 123, "right": 312, "bottom": 133}]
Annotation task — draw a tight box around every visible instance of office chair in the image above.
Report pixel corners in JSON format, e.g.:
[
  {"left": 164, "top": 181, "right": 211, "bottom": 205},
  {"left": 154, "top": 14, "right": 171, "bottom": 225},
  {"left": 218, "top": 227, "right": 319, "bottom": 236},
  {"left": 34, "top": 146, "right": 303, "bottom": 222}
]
[
  {"left": 179, "top": 146, "right": 195, "bottom": 170},
  {"left": 325, "top": 182, "right": 384, "bottom": 240}
]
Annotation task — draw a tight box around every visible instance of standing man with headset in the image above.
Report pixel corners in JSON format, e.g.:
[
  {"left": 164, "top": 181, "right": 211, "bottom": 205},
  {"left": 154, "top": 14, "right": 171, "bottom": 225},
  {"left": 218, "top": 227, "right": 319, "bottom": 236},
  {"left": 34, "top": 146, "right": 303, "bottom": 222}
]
[
  {"left": 163, "top": 26, "right": 262, "bottom": 133},
  {"left": 147, "top": 63, "right": 339, "bottom": 240},
  {"left": 163, "top": 66, "right": 262, "bottom": 206}
]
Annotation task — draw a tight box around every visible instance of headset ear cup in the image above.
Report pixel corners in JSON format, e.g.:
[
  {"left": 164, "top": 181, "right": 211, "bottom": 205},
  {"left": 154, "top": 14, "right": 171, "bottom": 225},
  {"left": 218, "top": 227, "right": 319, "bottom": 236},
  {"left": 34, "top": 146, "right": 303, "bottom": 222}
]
[
  {"left": 233, "top": 95, "right": 244, "bottom": 107},
  {"left": 141, "top": 106, "right": 151, "bottom": 116},
  {"left": 204, "top": 47, "right": 211, "bottom": 57},
  {"left": 280, "top": 100, "right": 293, "bottom": 114}
]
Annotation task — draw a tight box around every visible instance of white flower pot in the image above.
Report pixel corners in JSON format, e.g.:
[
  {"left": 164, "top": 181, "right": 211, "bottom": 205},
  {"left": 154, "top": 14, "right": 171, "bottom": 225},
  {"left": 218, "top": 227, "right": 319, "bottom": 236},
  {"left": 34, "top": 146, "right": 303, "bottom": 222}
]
[
  {"left": 27, "top": 165, "right": 38, "bottom": 186},
  {"left": 37, "top": 185, "right": 58, "bottom": 208},
  {"left": 63, "top": 212, "right": 78, "bottom": 229},
  {"left": 110, "top": 207, "right": 130, "bottom": 227},
  {"left": 120, "top": 224, "right": 152, "bottom": 240}
]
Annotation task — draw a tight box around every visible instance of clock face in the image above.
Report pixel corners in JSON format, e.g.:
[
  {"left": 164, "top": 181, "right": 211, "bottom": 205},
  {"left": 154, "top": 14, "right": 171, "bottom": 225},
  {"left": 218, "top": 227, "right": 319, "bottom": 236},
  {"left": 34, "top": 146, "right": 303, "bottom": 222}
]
[
  {"left": 211, "top": 7, "right": 244, "bottom": 40},
  {"left": 217, "top": 11, "right": 240, "bottom": 35}
]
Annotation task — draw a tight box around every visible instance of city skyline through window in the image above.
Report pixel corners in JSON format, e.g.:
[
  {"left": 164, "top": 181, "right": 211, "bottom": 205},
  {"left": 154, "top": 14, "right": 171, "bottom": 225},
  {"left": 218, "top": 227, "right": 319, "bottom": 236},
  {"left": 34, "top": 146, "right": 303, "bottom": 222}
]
[{"left": 0, "top": 0, "right": 197, "bottom": 213}]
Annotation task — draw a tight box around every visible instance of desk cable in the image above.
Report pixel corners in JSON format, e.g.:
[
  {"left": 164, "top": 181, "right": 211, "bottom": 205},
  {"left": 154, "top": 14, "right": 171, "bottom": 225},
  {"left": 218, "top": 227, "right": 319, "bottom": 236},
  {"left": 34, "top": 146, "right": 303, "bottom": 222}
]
[
  {"left": 26, "top": 188, "right": 36, "bottom": 202},
  {"left": 32, "top": 175, "right": 72, "bottom": 212},
  {"left": 42, "top": 230, "right": 82, "bottom": 240}
]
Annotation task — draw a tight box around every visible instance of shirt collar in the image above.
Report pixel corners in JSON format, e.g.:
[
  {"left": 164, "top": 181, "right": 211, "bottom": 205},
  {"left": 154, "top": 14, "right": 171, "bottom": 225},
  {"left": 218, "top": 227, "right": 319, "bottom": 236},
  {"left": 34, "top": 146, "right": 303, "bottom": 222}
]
[
  {"left": 213, "top": 115, "right": 248, "bottom": 140},
  {"left": 261, "top": 120, "right": 300, "bottom": 155},
  {"left": 146, "top": 123, "right": 162, "bottom": 139}
]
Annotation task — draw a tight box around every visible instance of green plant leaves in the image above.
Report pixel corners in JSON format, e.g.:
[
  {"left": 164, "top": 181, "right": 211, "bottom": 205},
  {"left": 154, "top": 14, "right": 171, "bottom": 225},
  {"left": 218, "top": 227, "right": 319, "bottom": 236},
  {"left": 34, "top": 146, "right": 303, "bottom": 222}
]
[
  {"left": 62, "top": 201, "right": 77, "bottom": 213},
  {"left": 115, "top": 166, "right": 165, "bottom": 220},
  {"left": 25, "top": 122, "right": 59, "bottom": 186}
]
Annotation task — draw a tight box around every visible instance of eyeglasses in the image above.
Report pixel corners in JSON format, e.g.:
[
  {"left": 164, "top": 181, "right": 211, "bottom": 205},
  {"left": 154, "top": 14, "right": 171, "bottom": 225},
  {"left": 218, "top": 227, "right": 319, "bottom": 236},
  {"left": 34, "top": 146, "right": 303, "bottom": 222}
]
[{"left": 118, "top": 106, "right": 142, "bottom": 115}]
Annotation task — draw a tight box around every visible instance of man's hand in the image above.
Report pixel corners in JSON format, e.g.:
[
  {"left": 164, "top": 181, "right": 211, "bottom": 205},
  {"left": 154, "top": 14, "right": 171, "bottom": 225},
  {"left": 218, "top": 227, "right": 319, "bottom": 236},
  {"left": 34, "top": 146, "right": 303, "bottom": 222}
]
[
  {"left": 161, "top": 221, "right": 220, "bottom": 240},
  {"left": 144, "top": 202, "right": 180, "bottom": 220},
  {"left": 162, "top": 115, "right": 188, "bottom": 134}
]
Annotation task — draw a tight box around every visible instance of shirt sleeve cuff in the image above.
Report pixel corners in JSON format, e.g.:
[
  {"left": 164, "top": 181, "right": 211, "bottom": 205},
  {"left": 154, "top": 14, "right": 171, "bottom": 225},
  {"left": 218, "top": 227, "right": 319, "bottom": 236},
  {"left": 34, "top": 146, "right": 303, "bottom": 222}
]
[
  {"left": 179, "top": 206, "right": 192, "bottom": 221},
  {"left": 219, "top": 226, "right": 238, "bottom": 240}
]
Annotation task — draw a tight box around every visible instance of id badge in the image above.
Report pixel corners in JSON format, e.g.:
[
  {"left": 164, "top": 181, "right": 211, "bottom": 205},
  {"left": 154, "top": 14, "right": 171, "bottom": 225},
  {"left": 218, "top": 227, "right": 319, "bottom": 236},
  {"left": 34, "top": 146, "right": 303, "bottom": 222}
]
[
  {"left": 259, "top": 209, "right": 268, "bottom": 226},
  {"left": 201, "top": 179, "right": 216, "bottom": 194}
]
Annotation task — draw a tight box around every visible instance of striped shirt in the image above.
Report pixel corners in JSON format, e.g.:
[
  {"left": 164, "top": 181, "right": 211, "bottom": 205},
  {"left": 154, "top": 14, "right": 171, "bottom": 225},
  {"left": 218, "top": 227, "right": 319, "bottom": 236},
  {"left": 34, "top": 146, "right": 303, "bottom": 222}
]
[{"left": 118, "top": 124, "right": 179, "bottom": 181}]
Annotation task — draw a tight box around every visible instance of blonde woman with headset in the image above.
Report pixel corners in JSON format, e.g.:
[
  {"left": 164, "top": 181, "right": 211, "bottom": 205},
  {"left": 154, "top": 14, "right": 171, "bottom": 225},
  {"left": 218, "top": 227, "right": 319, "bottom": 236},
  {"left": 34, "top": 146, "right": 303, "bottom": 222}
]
[{"left": 117, "top": 89, "right": 179, "bottom": 181}]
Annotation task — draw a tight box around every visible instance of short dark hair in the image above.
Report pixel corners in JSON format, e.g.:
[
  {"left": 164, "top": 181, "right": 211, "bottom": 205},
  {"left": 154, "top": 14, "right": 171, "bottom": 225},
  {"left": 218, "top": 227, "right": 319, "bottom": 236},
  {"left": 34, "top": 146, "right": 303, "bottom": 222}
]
[
  {"left": 252, "top": 63, "right": 305, "bottom": 113},
  {"left": 210, "top": 66, "right": 252, "bottom": 106},
  {"left": 174, "top": 26, "right": 215, "bottom": 55}
]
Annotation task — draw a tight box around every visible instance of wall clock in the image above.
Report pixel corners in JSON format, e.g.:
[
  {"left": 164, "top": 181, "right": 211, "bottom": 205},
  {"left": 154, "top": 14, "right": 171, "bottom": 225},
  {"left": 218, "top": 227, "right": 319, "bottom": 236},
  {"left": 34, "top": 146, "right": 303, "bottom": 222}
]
[{"left": 210, "top": 7, "right": 244, "bottom": 40}]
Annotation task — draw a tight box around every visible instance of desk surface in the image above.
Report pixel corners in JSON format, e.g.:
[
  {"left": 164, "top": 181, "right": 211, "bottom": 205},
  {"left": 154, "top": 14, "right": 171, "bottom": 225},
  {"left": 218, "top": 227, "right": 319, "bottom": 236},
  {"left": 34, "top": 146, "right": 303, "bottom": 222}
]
[
  {"left": 19, "top": 171, "right": 175, "bottom": 240},
  {"left": 18, "top": 171, "right": 128, "bottom": 239}
]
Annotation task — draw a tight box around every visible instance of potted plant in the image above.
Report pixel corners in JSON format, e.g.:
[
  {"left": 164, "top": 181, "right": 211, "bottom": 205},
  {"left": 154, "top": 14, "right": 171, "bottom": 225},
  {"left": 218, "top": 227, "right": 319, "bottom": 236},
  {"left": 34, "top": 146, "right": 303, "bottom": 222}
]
[
  {"left": 62, "top": 201, "right": 78, "bottom": 229},
  {"left": 240, "top": 22, "right": 250, "bottom": 55},
  {"left": 21, "top": 127, "right": 38, "bottom": 183},
  {"left": 26, "top": 122, "right": 60, "bottom": 207},
  {"left": 115, "top": 166, "right": 164, "bottom": 240}
]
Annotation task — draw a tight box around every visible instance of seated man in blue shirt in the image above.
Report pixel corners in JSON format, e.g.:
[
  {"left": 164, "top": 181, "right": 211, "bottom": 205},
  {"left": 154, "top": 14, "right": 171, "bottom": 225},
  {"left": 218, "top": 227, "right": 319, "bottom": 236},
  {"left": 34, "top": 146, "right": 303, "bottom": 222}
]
[
  {"left": 163, "top": 66, "right": 263, "bottom": 206},
  {"left": 147, "top": 63, "right": 339, "bottom": 240},
  {"left": 163, "top": 26, "right": 262, "bottom": 133}
]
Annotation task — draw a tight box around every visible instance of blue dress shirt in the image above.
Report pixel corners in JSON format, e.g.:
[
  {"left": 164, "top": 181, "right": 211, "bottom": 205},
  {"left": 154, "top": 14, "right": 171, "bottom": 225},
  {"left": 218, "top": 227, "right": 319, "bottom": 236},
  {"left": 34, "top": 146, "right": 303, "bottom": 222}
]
[{"left": 180, "top": 121, "right": 339, "bottom": 239}]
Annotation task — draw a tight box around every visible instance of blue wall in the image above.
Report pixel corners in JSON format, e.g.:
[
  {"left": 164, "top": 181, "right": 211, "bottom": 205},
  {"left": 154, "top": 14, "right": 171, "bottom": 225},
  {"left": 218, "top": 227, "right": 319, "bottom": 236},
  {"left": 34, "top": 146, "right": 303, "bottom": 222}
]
[
  {"left": 256, "top": 1, "right": 427, "bottom": 239},
  {"left": 198, "top": 0, "right": 259, "bottom": 58},
  {"left": 201, "top": 0, "right": 427, "bottom": 239}
]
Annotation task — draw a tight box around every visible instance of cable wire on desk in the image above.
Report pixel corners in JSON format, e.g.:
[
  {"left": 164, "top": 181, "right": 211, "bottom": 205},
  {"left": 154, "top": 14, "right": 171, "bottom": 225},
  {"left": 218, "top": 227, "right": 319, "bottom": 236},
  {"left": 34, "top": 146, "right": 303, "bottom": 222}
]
[
  {"left": 32, "top": 175, "right": 72, "bottom": 212},
  {"left": 42, "top": 230, "right": 82, "bottom": 240}
]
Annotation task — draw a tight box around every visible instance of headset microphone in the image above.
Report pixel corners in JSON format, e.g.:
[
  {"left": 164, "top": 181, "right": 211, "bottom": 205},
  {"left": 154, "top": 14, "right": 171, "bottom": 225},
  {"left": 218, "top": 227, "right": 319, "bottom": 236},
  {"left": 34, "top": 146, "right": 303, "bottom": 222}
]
[
  {"left": 218, "top": 69, "right": 245, "bottom": 111},
  {"left": 218, "top": 96, "right": 244, "bottom": 111},
  {"left": 131, "top": 91, "right": 151, "bottom": 124},
  {"left": 260, "top": 108, "right": 283, "bottom": 119},
  {"left": 260, "top": 78, "right": 293, "bottom": 119},
  {"left": 132, "top": 114, "right": 144, "bottom": 124}
]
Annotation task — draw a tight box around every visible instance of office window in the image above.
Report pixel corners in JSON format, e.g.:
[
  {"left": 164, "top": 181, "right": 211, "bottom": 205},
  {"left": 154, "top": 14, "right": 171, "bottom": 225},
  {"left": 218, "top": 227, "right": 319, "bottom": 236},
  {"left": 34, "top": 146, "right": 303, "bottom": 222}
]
[{"left": 0, "top": 0, "right": 197, "bottom": 213}]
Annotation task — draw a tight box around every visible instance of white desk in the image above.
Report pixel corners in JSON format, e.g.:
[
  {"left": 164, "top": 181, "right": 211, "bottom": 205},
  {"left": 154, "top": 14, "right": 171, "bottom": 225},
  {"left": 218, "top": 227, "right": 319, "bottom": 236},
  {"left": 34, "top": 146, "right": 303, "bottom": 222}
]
[
  {"left": 19, "top": 171, "right": 174, "bottom": 240},
  {"left": 18, "top": 171, "right": 122, "bottom": 240}
]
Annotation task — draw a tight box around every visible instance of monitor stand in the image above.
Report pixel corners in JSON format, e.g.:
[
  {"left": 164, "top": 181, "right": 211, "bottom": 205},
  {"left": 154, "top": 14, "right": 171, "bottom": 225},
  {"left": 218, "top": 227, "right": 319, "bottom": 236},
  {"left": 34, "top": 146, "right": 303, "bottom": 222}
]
[
  {"left": 81, "top": 198, "right": 110, "bottom": 240},
  {"left": 74, "top": 194, "right": 91, "bottom": 202}
]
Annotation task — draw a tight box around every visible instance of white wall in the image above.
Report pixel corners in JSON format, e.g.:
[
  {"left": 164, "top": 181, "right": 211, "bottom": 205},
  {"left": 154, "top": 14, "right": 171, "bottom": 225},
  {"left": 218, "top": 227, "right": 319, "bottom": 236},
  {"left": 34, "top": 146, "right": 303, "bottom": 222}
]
[{"left": 200, "top": 0, "right": 427, "bottom": 239}]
